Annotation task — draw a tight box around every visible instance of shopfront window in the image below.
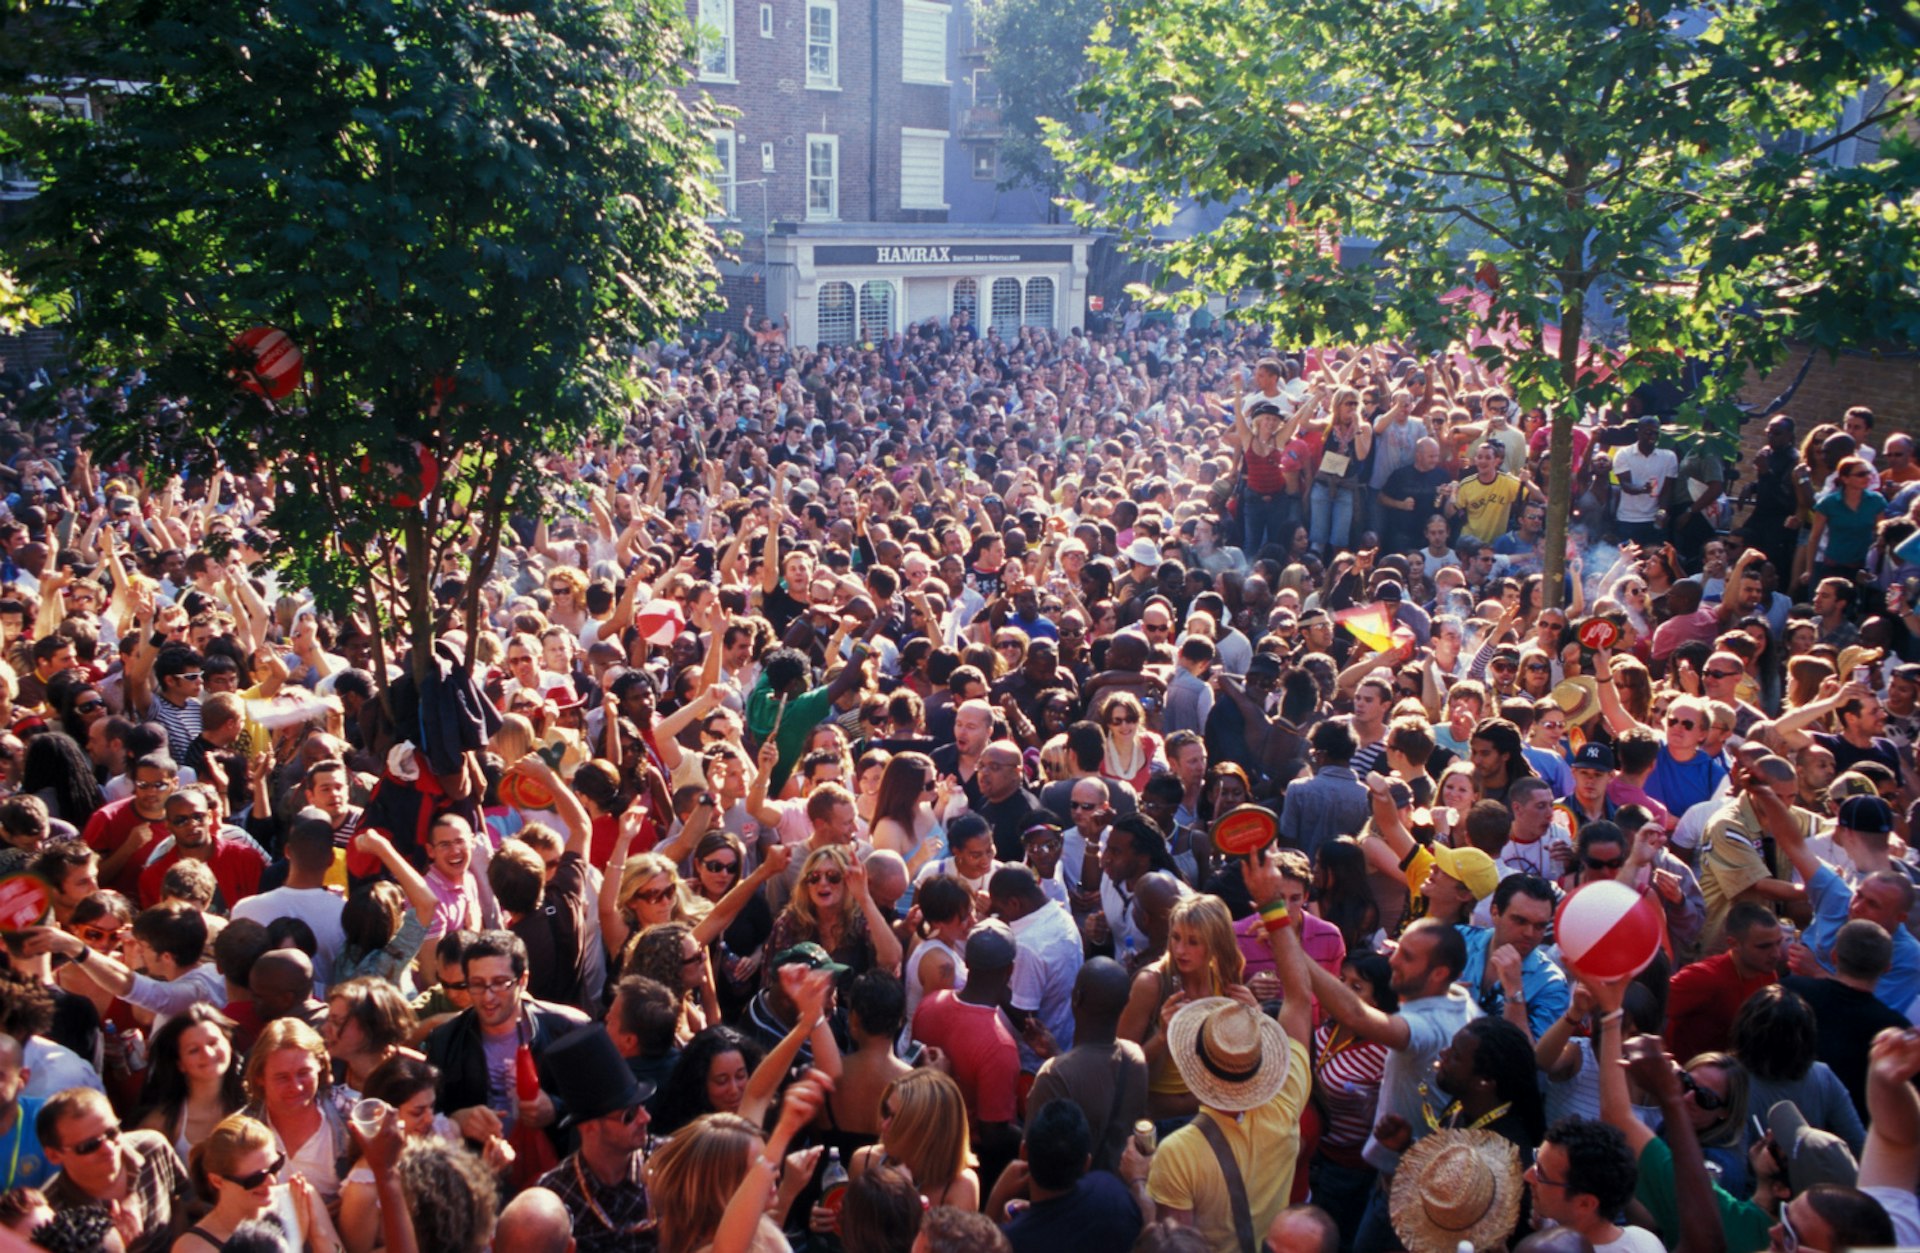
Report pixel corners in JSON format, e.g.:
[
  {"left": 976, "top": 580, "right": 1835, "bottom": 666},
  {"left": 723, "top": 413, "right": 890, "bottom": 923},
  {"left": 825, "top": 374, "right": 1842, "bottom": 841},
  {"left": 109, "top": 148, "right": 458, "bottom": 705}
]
[
  {"left": 859, "top": 280, "right": 895, "bottom": 341},
  {"left": 1023, "top": 277, "right": 1055, "bottom": 330},
  {"left": 819, "top": 280, "right": 856, "bottom": 345},
  {"left": 989, "top": 277, "right": 1021, "bottom": 339},
  {"left": 952, "top": 278, "right": 978, "bottom": 330}
]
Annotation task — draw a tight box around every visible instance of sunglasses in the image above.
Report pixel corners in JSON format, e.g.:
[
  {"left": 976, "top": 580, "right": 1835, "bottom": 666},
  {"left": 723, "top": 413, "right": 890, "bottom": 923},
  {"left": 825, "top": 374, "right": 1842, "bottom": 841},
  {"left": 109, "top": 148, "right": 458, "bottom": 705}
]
[
  {"left": 1702, "top": 668, "right": 1741, "bottom": 680},
  {"left": 65, "top": 1124, "right": 122, "bottom": 1156},
  {"left": 167, "top": 811, "right": 210, "bottom": 826},
  {"left": 1524, "top": 662, "right": 1550, "bottom": 672},
  {"left": 75, "top": 924, "right": 123, "bottom": 945},
  {"left": 73, "top": 699, "right": 105, "bottom": 714},
  {"left": 805, "top": 871, "right": 844, "bottom": 887},
  {"left": 700, "top": 858, "right": 741, "bottom": 876},
  {"left": 633, "top": 886, "right": 677, "bottom": 905},
  {"left": 1109, "top": 714, "right": 1140, "bottom": 725},
  {"left": 1666, "top": 716, "right": 1697, "bottom": 730},
  {"left": 1584, "top": 855, "right": 1626, "bottom": 871},
  {"left": 226, "top": 1153, "right": 288, "bottom": 1190},
  {"left": 1679, "top": 1070, "right": 1727, "bottom": 1112},
  {"left": 440, "top": 978, "right": 469, "bottom": 993}
]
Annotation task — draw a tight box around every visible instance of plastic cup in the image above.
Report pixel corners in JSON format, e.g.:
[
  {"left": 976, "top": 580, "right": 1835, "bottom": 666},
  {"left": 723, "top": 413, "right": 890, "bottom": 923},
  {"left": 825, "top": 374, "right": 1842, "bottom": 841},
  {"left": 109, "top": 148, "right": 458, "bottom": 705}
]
[{"left": 350, "top": 1097, "right": 390, "bottom": 1139}]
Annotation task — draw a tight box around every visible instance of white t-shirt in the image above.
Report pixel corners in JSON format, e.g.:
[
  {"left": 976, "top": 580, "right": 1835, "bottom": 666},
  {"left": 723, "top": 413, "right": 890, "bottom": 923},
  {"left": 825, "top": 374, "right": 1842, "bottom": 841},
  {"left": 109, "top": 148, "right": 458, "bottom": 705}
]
[
  {"left": 232, "top": 886, "right": 348, "bottom": 993},
  {"left": 1611, "top": 447, "right": 1679, "bottom": 523},
  {"left": 1597, "top": 1225, "right": 1669, "bottom": 1253}
]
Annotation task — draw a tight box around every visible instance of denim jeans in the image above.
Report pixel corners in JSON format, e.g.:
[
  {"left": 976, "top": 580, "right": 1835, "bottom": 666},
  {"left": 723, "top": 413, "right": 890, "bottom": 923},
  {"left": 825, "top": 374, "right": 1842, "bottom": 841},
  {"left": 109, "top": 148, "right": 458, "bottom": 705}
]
[
  {"left": 1353, "top": 1176, "right": 1399, "bottom": 1253},
  {"left": 1242, "top": 488, "right": 1292, "bottom": 559},
  {"left": 1310, "top": 480, "right": 1358, "bottom": 555},
  {"left": 1310, "top": 1157, "right": 1379, "bottom": 1253}
]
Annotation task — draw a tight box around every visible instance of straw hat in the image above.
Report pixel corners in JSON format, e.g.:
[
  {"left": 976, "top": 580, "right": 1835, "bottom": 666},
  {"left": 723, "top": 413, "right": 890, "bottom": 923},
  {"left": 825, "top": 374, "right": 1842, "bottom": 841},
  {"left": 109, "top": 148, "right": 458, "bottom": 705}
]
[
  {"left": 1165, "top": 997, "right": 1291, "bottom": 1113},
  {"left": 1389, "top": 1129, "right": 1523, "bottom": 1253},
  {"left": 1550, "top": 677, "right": 1602, "bottom": 729}
]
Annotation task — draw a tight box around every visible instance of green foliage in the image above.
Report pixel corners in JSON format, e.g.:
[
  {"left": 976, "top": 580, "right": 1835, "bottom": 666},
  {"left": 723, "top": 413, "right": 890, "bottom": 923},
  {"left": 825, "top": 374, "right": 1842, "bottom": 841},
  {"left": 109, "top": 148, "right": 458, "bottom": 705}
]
[
  {"left": 1056, "top": 0, "right": 1919, "bottom": 603},
  {"left": 0, "top": 0, "right": 722, "bottom": 671},
  {"left": 981, "top": 0, "right": 1104, "bottom": 204}
]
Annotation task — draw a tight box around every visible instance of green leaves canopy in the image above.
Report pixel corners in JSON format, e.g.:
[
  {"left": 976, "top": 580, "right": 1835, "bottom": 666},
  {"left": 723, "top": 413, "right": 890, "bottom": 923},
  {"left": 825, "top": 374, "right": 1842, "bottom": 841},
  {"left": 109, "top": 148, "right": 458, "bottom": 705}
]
[
  {"left": 1055, "top": 0, "right": 1918, "bottom": 602},
  {"left": 2, "top": 0, "right": 722, "bottom": 665}
]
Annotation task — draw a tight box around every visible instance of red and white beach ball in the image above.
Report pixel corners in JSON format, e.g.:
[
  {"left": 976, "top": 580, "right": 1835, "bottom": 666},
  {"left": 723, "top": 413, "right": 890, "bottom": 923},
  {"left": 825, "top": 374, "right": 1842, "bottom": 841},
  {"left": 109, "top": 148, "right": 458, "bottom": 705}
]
[
  {"left": 1555, "top": 880, "right": 1663, "bottom": 981},
  {"left": 231, "top": 327, "right": 304, "bottom": 400},
  {"left": 634, "top": 601, "right": 687, "bottom": 647}
]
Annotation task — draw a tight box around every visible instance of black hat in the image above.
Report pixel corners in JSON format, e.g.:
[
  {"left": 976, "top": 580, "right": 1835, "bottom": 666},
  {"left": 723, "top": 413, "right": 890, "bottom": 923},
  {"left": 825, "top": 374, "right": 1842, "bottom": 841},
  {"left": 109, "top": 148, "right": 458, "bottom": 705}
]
[
  {"left": 1571, "top": 743, "right": 1616, "bottom": 772},
  {"left": 1837, "top": 795, "right": 1895, "bottom": 837},
  {"left": 548, "top": 1025, "right": 650, "bottom": 1127},
  {"left": 1376, "top": 580, "right": 1405, "bottom": 603}
]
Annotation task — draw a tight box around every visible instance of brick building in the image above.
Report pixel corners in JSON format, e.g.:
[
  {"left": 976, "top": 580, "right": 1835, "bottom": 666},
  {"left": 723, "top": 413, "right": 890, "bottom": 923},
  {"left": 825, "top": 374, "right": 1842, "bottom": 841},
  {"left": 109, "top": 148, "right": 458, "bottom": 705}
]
[{"left": 684, "top": 0, "right": 1085, "bottom": 343}]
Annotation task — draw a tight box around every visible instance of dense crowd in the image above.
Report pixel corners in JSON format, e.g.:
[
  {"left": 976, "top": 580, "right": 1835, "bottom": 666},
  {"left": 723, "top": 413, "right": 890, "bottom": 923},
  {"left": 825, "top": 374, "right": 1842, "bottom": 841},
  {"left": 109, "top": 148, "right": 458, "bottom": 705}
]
[{"left": 0, "top": 306, "right": 1916, "bottom": 1253}]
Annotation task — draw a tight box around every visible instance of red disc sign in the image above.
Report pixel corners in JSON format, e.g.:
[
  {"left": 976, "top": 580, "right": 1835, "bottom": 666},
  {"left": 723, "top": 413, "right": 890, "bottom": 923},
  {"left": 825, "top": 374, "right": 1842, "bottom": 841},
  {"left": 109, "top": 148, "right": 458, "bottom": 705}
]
[
  {"left": 1577, "top": 619, "right": 1620, "bottom": 651},
  {"left": 1212, "top": 804, "right": 1279, "bottom": 857},
  {"left": 0, "top": 874, "right": 49, "bottom": 932}
]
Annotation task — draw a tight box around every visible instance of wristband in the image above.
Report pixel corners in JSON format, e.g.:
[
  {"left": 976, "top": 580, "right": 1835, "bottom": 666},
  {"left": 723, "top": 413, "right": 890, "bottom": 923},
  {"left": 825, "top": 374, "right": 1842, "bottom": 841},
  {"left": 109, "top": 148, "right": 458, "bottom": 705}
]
[
  {"left": 72, "top": 943, "right": 90, "bottom": 964},
  {"left": 149, "top": 631, "right": 169, "bottom": 649},
  {"left": 1257, "top": 899, "right": 1293, "bottom": 933}
]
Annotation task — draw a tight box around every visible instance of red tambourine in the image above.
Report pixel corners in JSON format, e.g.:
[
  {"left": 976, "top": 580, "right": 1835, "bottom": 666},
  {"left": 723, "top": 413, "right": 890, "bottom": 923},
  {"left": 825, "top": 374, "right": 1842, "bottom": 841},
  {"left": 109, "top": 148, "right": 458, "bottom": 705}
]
[
  {"left": 1212, "top": 805, "right": 1279, "bottom": 858},
  {"left": 0, "top": 873, "right": 50, "bottom": 933}
]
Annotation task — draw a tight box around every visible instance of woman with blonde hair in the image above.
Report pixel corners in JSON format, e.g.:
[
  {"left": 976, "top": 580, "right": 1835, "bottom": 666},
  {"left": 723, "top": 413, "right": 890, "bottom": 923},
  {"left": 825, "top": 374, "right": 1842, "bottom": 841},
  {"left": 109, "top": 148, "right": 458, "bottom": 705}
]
[
  {"left": 1116, "top": 893, "right": 1249, "bottom": 1121},
  {"left": 600, "top": 807, "right": 792, "bottom": 977},
  {"left": 542, "top": 564, "right": 591, "bottom": 635},
  {"left": 849, "top": 1068, "right": 980, "bottom": 1210},
  {"left": 650, "top": 1073, "right": 827, "bottom": 1253},
  {"left": 239, "top": 1018, "right": 354, "bottom": 1206},
  {"left": 1096, "top": 691, "right": 1164, "bottom": 794},
  {"left": 175, "top": 1113, "right": 340, "bottom": 1253},
  {"left": 763, "top": 845, "right": 903, "bottom": 988}
]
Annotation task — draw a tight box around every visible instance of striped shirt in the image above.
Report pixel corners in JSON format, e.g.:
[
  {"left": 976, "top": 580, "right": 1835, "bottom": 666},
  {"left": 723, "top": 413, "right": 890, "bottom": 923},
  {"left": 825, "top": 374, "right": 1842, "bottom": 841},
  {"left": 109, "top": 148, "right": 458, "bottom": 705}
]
[
  {"left": 1313, "top": 1020, "right": 1389, "bottom": 1165},
  {"left": 145, "top": 694, "right": 203, "bottom": 763}
]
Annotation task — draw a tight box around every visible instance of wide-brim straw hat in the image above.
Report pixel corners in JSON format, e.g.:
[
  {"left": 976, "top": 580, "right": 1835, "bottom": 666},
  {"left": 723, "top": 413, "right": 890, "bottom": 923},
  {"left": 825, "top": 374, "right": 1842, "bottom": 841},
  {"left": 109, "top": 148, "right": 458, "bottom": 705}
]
[
  {"left": 1165, "top": 997, "right": 1291, "bottom": 1113},
  {"left": 1389, "top": 1128, "right": 1524, "bottom": 1253},
  {"left": 1550, "top": 677, "right": 1602, "bottom": 728}
]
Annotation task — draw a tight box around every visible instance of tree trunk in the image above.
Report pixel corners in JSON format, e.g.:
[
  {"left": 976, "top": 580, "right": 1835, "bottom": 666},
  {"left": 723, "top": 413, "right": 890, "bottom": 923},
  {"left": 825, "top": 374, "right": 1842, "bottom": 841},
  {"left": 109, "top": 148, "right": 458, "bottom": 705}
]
[{"left": 1543, "top": 217, "right": 1589, "bottom": 612}]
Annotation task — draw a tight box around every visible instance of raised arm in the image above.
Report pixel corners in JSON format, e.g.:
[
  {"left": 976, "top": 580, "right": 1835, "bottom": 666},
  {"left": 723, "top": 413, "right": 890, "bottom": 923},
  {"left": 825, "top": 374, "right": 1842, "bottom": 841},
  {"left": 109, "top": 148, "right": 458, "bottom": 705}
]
[
  {"left": 599, "top": 801, "right": 648, "bottom": 957},
  {"left": 1743, "top": 767, "right": 1820, "bottom": 886},
  {"left": 1621, "top": 1034, "right": 1728, "bottom": 1253},
  {"left": 1859, "top": 1026, "right": 1920, "bottom": 1193},
  {"left": 1245, "top": 847, "right": 1313, "bottom": 1046},
  {"left": 1592, "top": 649, "right": 1654, "bottom": 736},
  {"left": 1305, "top": 953, "right": 1409, "bottom": 1049},
  {"left": 1768, "top": 679, "right": 1865, "bottom": 752},
  {"left": 354, "top": 829, "right": 439, "bottom": 926},
  {"left": 845, "top": 856, "right": 903, "bottom": 973},
  {"left": 741, "top": 967, "right": 839, "bottom": 1127},
  {"left": 690, "top": 844, "right": 792, "bottom": 947},
  {"left": 1589, "top": 976, "right": 1652, "bottom": 1153}
]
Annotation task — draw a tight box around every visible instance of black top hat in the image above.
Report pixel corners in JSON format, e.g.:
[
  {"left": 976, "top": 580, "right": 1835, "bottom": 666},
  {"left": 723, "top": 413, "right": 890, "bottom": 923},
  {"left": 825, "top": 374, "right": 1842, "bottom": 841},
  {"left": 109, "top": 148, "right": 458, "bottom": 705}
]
[{"left": 549, "top": 1025, "right": 651, "bottom": 1127}]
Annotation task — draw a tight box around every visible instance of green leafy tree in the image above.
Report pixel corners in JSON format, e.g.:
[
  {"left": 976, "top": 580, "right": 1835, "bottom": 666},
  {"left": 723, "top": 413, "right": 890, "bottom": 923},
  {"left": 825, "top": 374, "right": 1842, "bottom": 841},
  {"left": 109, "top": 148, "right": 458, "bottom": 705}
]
[
  {"left": 981, "top": 0, "right": 1103, "bottom": 215},
  {"left": 1055, "top": 0, "right": 1919, "bottom": 604},
  {"left": 1, "top": 0, "right": 721, "bottom": 678}
]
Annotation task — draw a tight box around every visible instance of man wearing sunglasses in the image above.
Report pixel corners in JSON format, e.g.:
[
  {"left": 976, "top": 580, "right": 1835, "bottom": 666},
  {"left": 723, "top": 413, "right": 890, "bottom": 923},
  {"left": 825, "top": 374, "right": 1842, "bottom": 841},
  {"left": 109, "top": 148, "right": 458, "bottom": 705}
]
[
  {"left": 1595, "top": 647, "right": 1726, "bottom": 817},
  {"left": 534, "top": 1025, "right": 656, "bottom": 1253},
  {"left": 38, "top": 1086, "right": 189, "bottom": 1253},
  {"left": 134, "top": 788, "right": 267, "bottom": 913}
]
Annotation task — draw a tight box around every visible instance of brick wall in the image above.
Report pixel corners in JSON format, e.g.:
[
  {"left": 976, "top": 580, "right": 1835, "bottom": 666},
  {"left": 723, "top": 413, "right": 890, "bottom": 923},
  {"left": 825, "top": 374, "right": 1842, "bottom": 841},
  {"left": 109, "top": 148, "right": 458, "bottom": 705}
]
[
  {"left": 1732, "top": 344, "right": 1919, "bottom": 472},
  {"left": 686, "top": 0, "right": 951, "bottom": 272}
]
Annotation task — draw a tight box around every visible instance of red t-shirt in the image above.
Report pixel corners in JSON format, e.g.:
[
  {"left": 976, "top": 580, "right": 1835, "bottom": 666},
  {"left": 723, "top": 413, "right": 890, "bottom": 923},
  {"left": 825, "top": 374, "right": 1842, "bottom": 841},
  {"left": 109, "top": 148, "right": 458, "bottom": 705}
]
[
  {"left": 911, "top": 990, "right": 1020, "bottom": 1125},
  {"left": 82, "top": 798, "right": 169, "bottom": 898},
  {"left": 1664, "top": 952, "right": 1777, "bottom": 1063},
  {"left": 137, "top": 836, "right": 269, "bottom": 910}
]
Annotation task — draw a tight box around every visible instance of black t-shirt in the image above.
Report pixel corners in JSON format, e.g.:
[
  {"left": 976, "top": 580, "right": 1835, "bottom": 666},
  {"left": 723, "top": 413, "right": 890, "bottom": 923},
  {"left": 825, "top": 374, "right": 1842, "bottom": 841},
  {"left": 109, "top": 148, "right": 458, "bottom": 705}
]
[
  {"left": 1811, "top": 731, "right": 1904, "bottom": 779},
  {"left": 1782, "top": 974, "right": 1908, "bottom": 1118},
  {"left": 513, "top": 850, "right": 591, "bottom": 1013},
  {"left": 975, "top": 788, "right": 1043, "bottom": 862},
  {"left": 1380, "top": 464, "right": 1454, "bottom": 549}
]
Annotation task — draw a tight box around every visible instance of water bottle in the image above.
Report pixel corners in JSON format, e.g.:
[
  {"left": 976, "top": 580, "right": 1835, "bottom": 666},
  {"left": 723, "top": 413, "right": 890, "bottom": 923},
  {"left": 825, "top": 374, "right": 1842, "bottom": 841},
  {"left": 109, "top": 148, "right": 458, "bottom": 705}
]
[{"left": 818, "top": 1146, "right": 849, "bottom": 1251}]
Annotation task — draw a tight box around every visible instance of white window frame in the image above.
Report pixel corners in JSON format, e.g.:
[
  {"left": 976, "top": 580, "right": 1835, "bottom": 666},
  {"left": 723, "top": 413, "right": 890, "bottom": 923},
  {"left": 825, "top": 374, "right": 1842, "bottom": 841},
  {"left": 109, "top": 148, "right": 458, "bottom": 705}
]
[
  {"left": 806, "top": 0, "right": 839, "bottom": 88},
  {"left": 806, "top": 133, "right": 840, "bottom": 221},
  {"left": 971, "top": 144, "right": 996, "bottom": 181},
  {"left": 972, "top": 68, "right": 998, "bottom": 107},
  {"left": 706, "top": 128, "right": 737, "bottom": 219},
  {"left": 759, "top": 3, "right": 773, "bottom": 36},
  {"left": 901, "top": 0, "right": 950, "bottom": 85},
  {"left": 899, "top": 126, "right": 950, "bottom": 210},
  {"left": 697, "top": 0, "right": 736, "bottom": 82}
]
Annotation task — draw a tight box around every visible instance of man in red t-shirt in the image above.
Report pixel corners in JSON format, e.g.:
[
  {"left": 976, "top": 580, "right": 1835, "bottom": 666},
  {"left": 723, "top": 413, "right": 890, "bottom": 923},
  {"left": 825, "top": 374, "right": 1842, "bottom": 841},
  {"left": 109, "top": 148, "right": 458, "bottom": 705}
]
[
  {"left": 136, "top": 788, "right": 267, "bottom": 910},
  {"left": 912, "top": 922, "right": 1021, "bottom": 1140},
  {"left": 82, "top": 753, "right": 177, "bottom": 897},
  {"left": 1664, "top": 900, "right": 1783, "bottom": 1062}
]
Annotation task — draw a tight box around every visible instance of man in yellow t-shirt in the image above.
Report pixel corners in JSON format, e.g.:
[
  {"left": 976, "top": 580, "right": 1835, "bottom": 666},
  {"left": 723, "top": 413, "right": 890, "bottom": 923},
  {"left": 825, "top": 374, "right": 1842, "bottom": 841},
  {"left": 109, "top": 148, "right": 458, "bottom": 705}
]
[
  {"left": 1133, "top": 851, "right": 1316, "bottom": 1253},
  {"left": 1448, "top": 441, "right": 1541, "bottom": 545}
]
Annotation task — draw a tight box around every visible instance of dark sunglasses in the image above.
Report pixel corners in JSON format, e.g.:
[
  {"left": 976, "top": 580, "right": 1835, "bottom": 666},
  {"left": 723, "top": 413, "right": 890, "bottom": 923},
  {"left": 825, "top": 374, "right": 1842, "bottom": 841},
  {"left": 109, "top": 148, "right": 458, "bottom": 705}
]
[
  {"left": 1702, "top": 668, "right": 1741, "bottom": 680},
  {"left": 73, "top": 699, "right": 105, "bottom": 714},
  {"left": 226, "top": 1152, "right": 288, "bottom": 1190},
  {"left": 701, "top": 857, "right": 741, "bottom": 876},
  {"left": 805, "top": 871, "right": 844, "bottom": 887},
  {"left": 1680, "top": 1071, "right": 1727, "bottom": 1112},
  {"left": 66, "top": 1124, "right": 122, "bottom": 1156},
  {"left": 1584, "top": 855, "right": 1626, "bottom": 871},
  {"left": 1666, "top": 716, "right": 1697, "bottom": 730}
]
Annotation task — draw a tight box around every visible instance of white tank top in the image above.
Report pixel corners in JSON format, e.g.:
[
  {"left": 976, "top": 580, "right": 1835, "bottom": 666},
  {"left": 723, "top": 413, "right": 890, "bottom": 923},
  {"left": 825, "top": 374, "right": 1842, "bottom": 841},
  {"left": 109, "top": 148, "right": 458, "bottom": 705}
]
[{"left": 902, "top": 936, "right": 968, "bottom": 1052}]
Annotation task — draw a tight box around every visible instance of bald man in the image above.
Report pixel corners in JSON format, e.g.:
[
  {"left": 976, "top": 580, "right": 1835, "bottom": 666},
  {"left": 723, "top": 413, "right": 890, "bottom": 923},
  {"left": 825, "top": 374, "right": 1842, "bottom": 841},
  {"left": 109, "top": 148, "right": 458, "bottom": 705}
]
[
  {"left": 974, "top": 740, "right": 1042, "bottom": 861},
  {"left": 247, "top": 950, "right": 326, "bottom": 1029},
  {"left": 1026, "top": 958, "right": 1148, "bottom": 1172},
  {"left": 494, "top": 1187, "right": 575, "bottom": 1253},
  {"left": 1699, "top": 650, "right": 1766, "bottom": 737},
  {"left": 1266, "top": 1204, "right": 1341, "bottom": 1253}
]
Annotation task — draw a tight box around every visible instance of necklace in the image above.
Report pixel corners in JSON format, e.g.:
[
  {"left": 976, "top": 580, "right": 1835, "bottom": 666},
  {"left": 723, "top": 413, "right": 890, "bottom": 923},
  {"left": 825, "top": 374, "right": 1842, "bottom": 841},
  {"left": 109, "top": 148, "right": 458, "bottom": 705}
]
[
  {"left": 1418, "top": 1082, "right": 1510, "bottom": 1132},
  {"left": 572, "top": 1153, "right": 653, "bottom": 1235}
]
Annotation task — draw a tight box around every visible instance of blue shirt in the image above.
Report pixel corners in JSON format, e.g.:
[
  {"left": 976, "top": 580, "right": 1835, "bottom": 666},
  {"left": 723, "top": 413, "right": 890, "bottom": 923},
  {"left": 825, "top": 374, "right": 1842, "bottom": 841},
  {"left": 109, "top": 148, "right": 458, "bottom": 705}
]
[
  {"left": 1455, "top": 926, "right": 1570, "bottom": 1042},
  {"left": 4, "top": 1095, "right": 52, "bottom": 1191},
  {"left": 1648, "top": 744, "right": 1727, "bottom": 817},
  {"left": 1523, "top": 745, "right": 1574, "bottom": 800},
  {"left": 1806, "top": 864, "right": 1920, "bottom": 1014}
]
